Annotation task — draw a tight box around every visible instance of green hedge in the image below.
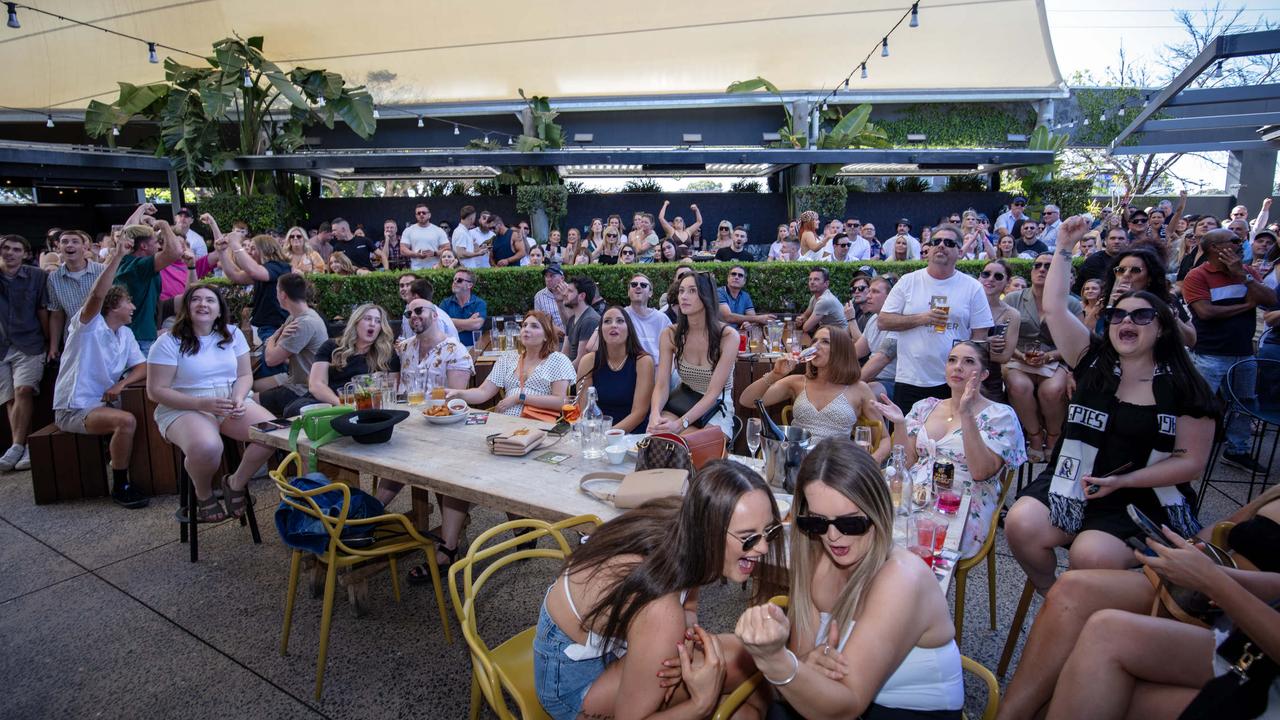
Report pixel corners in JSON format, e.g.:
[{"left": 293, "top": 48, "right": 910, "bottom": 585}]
[{"left": 213, "top": 258, "right": 1051, "bottom": 321}]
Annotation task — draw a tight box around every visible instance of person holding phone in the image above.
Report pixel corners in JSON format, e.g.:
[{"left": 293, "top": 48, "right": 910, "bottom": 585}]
[{"left": 1005, "top": 216, "right": 1221, "bottom": 593}]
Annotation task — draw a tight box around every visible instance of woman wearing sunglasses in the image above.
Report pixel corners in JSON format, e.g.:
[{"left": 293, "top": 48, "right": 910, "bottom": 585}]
[
  {"left": 535, "top": 461, "right": 783, "bottom": 720},
  {"left": 978, "top": 259, "right": 1020, "bottom": 402},
  {"left": 735, "top": 439, "right": 964, "bottom": 719},
  {"left": 284, "top": 226, "right": 325, "bottom": 274},
  {"left": 1099, "top": 248, "right": 1196, "bottom": 345},
  {"left": 1006, "top": 216, "right": 1219, "bottom": 594},
  {"left": 592, "top": 226, "right": 622, "bottom": 265}
]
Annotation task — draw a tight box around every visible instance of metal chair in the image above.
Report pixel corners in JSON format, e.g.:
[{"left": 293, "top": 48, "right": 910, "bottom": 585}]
[
  {"left": 1197, "top": 358, "right": 1279, "bottom": 511},
  {"left": 449, "top": 515, "right": 603, "bottom": 720},
  {"left": 175, "top": 435, "right": 261, "bottom": 563},
  {"left": 962, "top": 655, "right": 1002, "bottom": 720},
  {"left": 710, "top": 596, "right": 789, "bottom": 720},
  {"left": 270, "top": 452, "right": 452, "bottom": 700},
  {"left": 952, "top": 466, "right": 1018, "bottom": 645}
]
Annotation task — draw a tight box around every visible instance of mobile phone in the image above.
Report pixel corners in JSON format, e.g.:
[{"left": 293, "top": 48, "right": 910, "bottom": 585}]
[
  {"left": 1126, "top": 504, "right": 1176, "bottom": 548},
  {"left": 548, "top": 419, "right": 571, "bottom": 437},
  {"left": 252, "top": 419, "right": 292, "bottom": 432},
  {"left": 395, "top": 392, "right": 408, "bottom": 404},
  {"left": 991, "top": 323, "right": 1008, "bottom": 337}
]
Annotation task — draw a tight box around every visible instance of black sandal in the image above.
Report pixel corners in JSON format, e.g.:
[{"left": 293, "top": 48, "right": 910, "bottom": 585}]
[
  {"left": 407, "top": 542, "right": 458, "bottom": 585},
  {"left": 222, "top": 476, "right": 251, "bottom": 519},
  {"left": 176, "top": 496, "right": 228, "bottom": 524}
]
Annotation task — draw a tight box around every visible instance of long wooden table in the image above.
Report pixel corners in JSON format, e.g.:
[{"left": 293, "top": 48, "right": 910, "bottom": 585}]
[{"left": 248, "top": 405, "right": 970, "bottom": 593}]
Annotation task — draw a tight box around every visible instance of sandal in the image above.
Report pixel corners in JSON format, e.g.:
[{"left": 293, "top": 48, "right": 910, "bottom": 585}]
[
  {"left": 408, "top": 541, "right": 458, "bottom": 586},
  {"left": 1025, "top": 426, "right": 1046, "bottom": 462},
  {"left": 222, "top": 477, "right": 251, "bottom": 519},
  {"left": 1045, "top": 432, "right": 1062, "bottom": 456},
  {"left": 177, "top": 495, "right": 228, "bottom": 524}
]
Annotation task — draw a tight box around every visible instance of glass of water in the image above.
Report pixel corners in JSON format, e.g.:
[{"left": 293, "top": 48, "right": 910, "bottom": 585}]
[
  {"left": 854, "top": 426, "right": 873, "bottom": 454},
  {"left": 746, "top": 418, "right": 762, "bottom": 458}
]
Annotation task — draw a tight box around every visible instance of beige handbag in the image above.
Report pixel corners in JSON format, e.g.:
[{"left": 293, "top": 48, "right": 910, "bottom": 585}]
[
  {"left": 487, "top": 427, "right": 549, "bottom": 457},
  {"left": 579, "top": 469, "right": 689, "bottom": 509}
]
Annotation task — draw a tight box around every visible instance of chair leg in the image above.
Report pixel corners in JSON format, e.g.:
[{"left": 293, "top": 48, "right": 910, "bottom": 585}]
[
  {"left": 281, "top": 550, "right": 302, "bottom": 655},
  {"left": 469, "top": 673, "right": 482, "bottom": 720},
  {"left": 314, "top": 553, "right": 340, "bottom": 701},
  {"left": 178, "top": 464, "right": 189, "bottom": 544},
  {"left": 953, "top": 566, "right": 967, "bottom": 647},
  {"left": 998, "top": 579, "right": 1036, "bottom": 678},
  {"left": 186, "top": 470, "right": 199, "bottom": 563},
  {"left": 422, "top": 546, "right": 453, "bottom": 644},
  {"left": 986, "top": 549, "right": 998, "bottom": 631},
  {"left": 389, "top": 555, "right": 402, "bottom": 603},
  {"left": 244, "top": 487, "right": 262, "bottom": 544}
]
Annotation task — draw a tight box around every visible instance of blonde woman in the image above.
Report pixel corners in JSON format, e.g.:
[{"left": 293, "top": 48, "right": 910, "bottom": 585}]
[
  {"left": 327, "top": 251, "right": 369, "bottom": 276},
  {"left": 292, "top": 304, "right": 400, "bottom": 415},
  {"left": 284, "top": 226, "right": 325, "bottom": 273},
  {"left": 735, "top": 439, "right": 964, "bottom": 719}
]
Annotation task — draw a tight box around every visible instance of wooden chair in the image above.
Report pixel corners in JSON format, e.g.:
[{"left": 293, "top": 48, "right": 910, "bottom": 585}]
[
  {"left": 270, "top": 452, "right": 452, "bottom": 700},
  {"left": 711, "top": 596, "right": 789, "bottom": 720},
  {"left": 962, "top": 655, "right": 1001, "bottom": 720},
  {"left": 952, "top": 466, "right": 1017, "bottom": 645},
  {"left": 449, "top": 515, "right": 604, "bottom": 720}
]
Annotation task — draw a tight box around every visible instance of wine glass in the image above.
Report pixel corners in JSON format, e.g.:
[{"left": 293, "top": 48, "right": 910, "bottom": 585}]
[
  {"left": 746, "top": 418, "right": 762, "bottom": 459},
  {"left": 854, "top": 426, "right": 873, "bottom": 454}
]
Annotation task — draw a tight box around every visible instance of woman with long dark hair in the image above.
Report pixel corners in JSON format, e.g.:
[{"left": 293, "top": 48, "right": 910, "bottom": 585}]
[
  {"left": 1006, "top": 216, "right": 1220, "bottom": 593},
  {"left": 576, "top": 306, "right": 655, "bottom": 432},
  {"left": 535, "top": 461, "right": 782, "bottom": 720},
  {"left": 735, "top": 439, "right": 964, "bottom": 719},
  {"left": 649, "top": 272, "right": 739, "bottom": 438},
  {"left": 1099, "top": 247, "right": 1196, "bottom": 345},
  {"left": 146, "top": 284, "right": 279, "bottom": 522}
]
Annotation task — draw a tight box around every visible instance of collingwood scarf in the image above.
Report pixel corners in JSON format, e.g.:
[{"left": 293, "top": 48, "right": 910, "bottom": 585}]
[{"left": 1047, "top": 351, "right": 1202, "bottom": 537}]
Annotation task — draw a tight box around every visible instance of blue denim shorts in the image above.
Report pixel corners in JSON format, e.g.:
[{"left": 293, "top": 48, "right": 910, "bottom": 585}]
[{"left": 532, "top": 602, "right": 618, "bottom": 720}]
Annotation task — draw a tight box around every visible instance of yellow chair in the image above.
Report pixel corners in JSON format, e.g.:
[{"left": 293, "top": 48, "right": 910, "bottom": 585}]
[
  {"left": 962, "top": 655, "right": 1001, "bottom": 720},
  {"left": 450, "top": 515, "right": 604, "bottom": 720},
  {"left": 952, "top": 466, "right": 1018, "bottom": 645},
  {"left": 780, "top": 404, "right": 793, "bottom": 425},
  {"left": 711, "top": 596, "right": 789, "bottom": 720},
  {"left": 1211, "top": 521, "right": 1236, "bottom": 549},
  {"left": 270, "top": 452, "right": 453, "bottom": 700}
]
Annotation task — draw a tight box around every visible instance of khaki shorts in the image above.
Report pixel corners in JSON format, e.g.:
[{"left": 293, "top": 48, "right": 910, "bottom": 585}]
[
  {"left": 54, "top": 399, "right": 121, "bottom": 434},
  {"left": 154, "top": 386, "right": 260, "bottom": 440},
  {"left": 0, "top": 347, "right": 45, "bottom": 405}
]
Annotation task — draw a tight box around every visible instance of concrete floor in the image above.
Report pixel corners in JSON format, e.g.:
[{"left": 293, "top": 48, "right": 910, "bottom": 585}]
[{"left": 0, "top": 449, "right": 1268, "bottom": 720}]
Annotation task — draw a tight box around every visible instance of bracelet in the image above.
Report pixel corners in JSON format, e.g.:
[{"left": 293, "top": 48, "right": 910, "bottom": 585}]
[{"left": 764, "top": 648, "right": 799, "bottom": 686}]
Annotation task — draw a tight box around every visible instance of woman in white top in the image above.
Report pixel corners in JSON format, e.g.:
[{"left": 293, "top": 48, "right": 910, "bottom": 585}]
[
  {"left": 448, "top": 310, "right": 574, "bottom": 417},
  {"left": 736, "top": 439, "right": 964, "bottom": 719},
  {"left": 52, "top": 235, "right": 149, "bottom": 508},
  {"left": 874, "top": 342, "right": 1027, "bottom": 559},
  {"left": 739, "top": 325, "right": 889, "bottom": 463},
  {"left": 146, "top": 284, "right": 278, "bottom": 523},
  {"left": 648, "top": 272, "right": 739, "bottom": 438},
  {"left": 797, "top": 210, "right": 826, "bottom": 259}
]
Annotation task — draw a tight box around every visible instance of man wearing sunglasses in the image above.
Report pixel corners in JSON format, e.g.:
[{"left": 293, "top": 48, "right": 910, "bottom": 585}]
[
  {"left": 878, "top": 224, "right": 992, "bottom": 410},
  {"left": 622, "top": 273, "right": 671, "bottom": 363},
  {"left": 439, "top": 269, "right": 487, "bottom": 348},
  {"left": 995, "top": 196, "right": 1030, "bottom": 235},
  {"left": 718, "top": 265, "right": 775, "bottom": 330},
  {"left": 1074, "top": 226, "right": 1130, "bottom": 294},
  {"left": 400, "top": 203, "right": 450, "bottom": 271},
  {"left": 1182, "top": 229, "right": 1277, "bottom": 472}
]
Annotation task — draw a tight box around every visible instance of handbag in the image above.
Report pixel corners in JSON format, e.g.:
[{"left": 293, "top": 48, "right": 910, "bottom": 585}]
[
  {"left": 635, "top": 433, "right": 694, "bottom": 474},
  {"left": 520, "top": 404, "right": 561, "bottom": 423},
  {"left": 682, "top": 425, "right": 727, "bottom": 469},
  {"left": 662, "top": 383, "right": 724, "bottom": 429},
  {"left": 1143, "top": 541, "right": 1236, "bottom": 628},
  {"left": 487, "top": 427, "right": 549, "bottom": 457},
  {"left": 579, "top": 469, "right": 690, "bottom": 509},
  {"left": 1179, "top": 606, "right": 1280, "bottom": 720}
]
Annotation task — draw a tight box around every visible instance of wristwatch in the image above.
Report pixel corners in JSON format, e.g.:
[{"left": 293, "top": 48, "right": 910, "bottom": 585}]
[
  {"left": 680, "top": 417, "right": 690, "bottom": 429},
  {"left": 519, "top": 392, "right": 527, "bottom": 403}
]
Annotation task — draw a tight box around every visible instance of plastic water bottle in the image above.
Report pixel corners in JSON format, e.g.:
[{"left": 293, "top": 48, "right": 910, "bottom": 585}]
[{"left": 581, "top": 387, "right": 605, "bottom": 459}]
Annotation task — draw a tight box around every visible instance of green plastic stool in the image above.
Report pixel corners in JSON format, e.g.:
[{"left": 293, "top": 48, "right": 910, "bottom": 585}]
[{"left": 289, "top": 406, "right": 355, "bottom": 472}]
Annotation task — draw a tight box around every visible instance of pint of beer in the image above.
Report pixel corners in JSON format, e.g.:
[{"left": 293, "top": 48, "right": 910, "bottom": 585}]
[{"left": 930, "top": 295, "right": 950, "bottom": 333}]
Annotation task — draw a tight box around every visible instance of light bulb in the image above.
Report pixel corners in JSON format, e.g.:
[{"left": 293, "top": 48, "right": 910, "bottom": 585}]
[
  {"left": 6, "top": 3, "right": 19, "bottom": 29},
  {"left": 1083, "top": 118, "right": 1090, "bottom": 126},
  {"left": 507, "top": 136, "right": 513, "bottom": 145},
  {"left": 242, "top": 68, "right": 251, "bottom": 88},
  {"left": 372, "top": 108, "right": 380, "bottom": 119},
  {"left": 45, "top": 114, "right": 54, "bottom": 128},
  {"left": 484, "top": 134, "right": 489, "bottom": 144},
  {"left": 861, "top": 63, "right": 868, "bottom": 79},
  {"left": 453, "top": 124, "right": 460, "bottom": 135},
  {"left": 1099, "top": 112, "right": 1107, "bottom": 122},
  {"left": 148, "top": 42, "right": 158, "bottom": 64},
  {"left": 881, "top": 37, "right": 889, "bottom": 57},
  {"left": 822, "top": 101, "right": 828, "bottom": 111},
  {"left": 316, "top": 96, "right": 325, "bottom": 107},
  {"left": 417, "top": 116, "right": 424, "bottom": 128},
  {"left": 910, "top": 3, "right": 919, "bottom": 27},
  {"left": 112, "top": 126, "right": 120, "bottom": 136},
  {"left": 1213, "top": 60, "right": 1224, "bottom": 78},
  {"left": 843, "top": 77, "right": 849, "bottom": 90}
]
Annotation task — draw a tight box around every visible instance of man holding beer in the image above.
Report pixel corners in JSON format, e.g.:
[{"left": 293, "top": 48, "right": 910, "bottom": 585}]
[{"left": 877, "top": 223, "right": 993, "bottom": 410}]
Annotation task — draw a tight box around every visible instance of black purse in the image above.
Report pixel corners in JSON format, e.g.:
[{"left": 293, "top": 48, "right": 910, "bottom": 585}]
[
  {"left": 662, "top": 384, "right": 724, "bottom": 429},
  {"left": 1179, "top": 610, "right": 1279, "bottom": 720}
]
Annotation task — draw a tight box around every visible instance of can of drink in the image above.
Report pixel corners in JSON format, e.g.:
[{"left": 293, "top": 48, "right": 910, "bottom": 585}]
[{"left": 932, "top": 458, "right": 955, "bottom": 491}]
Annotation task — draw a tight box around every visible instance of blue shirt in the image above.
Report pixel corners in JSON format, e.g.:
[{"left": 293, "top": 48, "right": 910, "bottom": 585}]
[
  {"left": 717, "top": 287, "right": 755, "bottom": 324},
  {"left": 439, "top": 294, "right": 487, "bottom": 347}
]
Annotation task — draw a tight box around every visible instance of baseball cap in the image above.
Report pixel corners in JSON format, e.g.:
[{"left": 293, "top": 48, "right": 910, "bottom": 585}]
[
  {"left": 176, "top": 207, "right": 194, "bottom": 217},
  {"left": 896, "top": 218, "right": 912, "bottom": 228},
  {"left": 543, "top": 264, "right": 564, "bottom": 278},
  {"left": 1012, "top": 197, "right": 1027, "bottom": 205}
]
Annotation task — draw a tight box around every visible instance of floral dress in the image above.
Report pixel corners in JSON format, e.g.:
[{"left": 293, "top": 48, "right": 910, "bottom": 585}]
[{"left": 906, "top": 398, "right": 1027, "bottom": 559}]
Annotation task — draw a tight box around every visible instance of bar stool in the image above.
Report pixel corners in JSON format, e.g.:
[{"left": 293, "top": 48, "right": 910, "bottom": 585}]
[
  {"left": 176, "top": 436, "right": 262, "bottom": 563},
  {"left": 1197, "top": 358, "right": 1279, "bottom": 511}
]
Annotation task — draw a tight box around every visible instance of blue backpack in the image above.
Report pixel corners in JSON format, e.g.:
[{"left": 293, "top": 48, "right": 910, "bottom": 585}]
[{"left": 273, "top": 472, "right": 389, "bottom": 554}]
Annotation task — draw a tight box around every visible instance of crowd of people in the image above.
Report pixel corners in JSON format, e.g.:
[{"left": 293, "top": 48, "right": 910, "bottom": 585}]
[{"left": 1, "top": 191, "right": 1277, "bottom": 719}]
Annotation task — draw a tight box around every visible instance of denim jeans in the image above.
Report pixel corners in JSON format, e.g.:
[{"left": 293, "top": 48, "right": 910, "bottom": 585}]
[
  {"left": 255, "top": 325, "right": 287, "bottom": 378},
  {"left": 532, "top": 602, "right": 618, "bottom": 720},
  {"left": 1191, "top": 352, "right": 1255, "bottom": 455}
]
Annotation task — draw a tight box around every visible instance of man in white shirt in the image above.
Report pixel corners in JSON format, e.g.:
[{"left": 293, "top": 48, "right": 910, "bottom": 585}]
[
  {"left": 877, "top": 223, "right": 993, "bottom": 410},
  {"left": 465, "top": 209, "right": 495, "bottom": 269},
  {"left": 995, "top": 196, "right": 1030, "bottom": 235},
  {"left": 400, "top": 203, "right": 451, "bottom": 270},
  {"left": 534, "top": 265, "right": 565, "bottom": 330},
  {"left": 622, "top": 272, "right": 671, "bottom": 364},
  {"left": 173, "top": 208, "right": 208, "bottom": 258},
  {"left": 1038, "top": 204, "right": 1062, "bottom": 251}
]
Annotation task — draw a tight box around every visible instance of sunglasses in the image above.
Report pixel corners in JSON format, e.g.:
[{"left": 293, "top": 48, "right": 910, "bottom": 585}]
[
  {"left": 728, "top": 272, "right": 746, "bottom": 278},
  {"left": 846, "top": 222, "right": 860, "bottom": 227},
  {"left": 287, "top": 234, "right": 304, "bottom": 239},
  {"left": 403, "top": 306, "right": 429, "bottom": 318},
  {"left": 1032, "top": 262, "right": 1052, "bottom": 270},
  {"left": 795, "top": 514, "right": 873, "bottom": 537},
  {"left": 924, "top": 237, "right": 959, "bottom": 248},
  {"left": 415, "top": 211, "right": 428, "bottom": 215},
  {"left": 727, "top": 524, "right": 783, "bottom": 553},
  {"left": 629, "top": 281, "right": 650, "bottom": 289},
  {"left": 837, "top": 242, "right": 852, "bottom": 248},
  {"left": 979, "top": 270, "right": 1006, "bottom": 281},
  {"left": 1113, "top": 265, "right": 1145, "bottom": 276},
  {"left": 622, "top": 249, "right": 635, "bottom": 255},
  {"left": 1130, "top": 218, "right": 1149, "bottom": 224},
  {"left": 453, "top": 277, "right": 471, "bottom": 284},
  {"left": 851, "top": 285, "right": 868, "bottom": 292},
  {"left": 1104, "top": 307, "right": 1158, "bottom": 325},
  {"left": 605, "top": 233, "right": 619, "bottom": 238},
  {"left": 949, "top": 217, "right": 961, "bottom": 223}
]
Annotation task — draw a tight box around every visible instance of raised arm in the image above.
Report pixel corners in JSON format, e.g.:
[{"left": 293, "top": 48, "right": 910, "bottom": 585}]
[
  {"left": 658, "top": 200, "right": 675, "bottom": 236},
  {"left": 150, "top": 220, "right": 184, "bottom": 273},
  {"left": 80, "top": 233, "right": 133, "bottom": 324},
  {"left": 737, "top": 359, "right": 799, "bottom": 409},
  {"left": 686, "top": 204, "right": 703, "bottom": 234},
  {"left": 217, "top": 232, "right": 254, "bottom": 284},
  {"left": 124, "top": 202, "right": 157, "bottom": 227},
  {"left": 1043, "top": 216, "right": 1093, "bottom": 367}
]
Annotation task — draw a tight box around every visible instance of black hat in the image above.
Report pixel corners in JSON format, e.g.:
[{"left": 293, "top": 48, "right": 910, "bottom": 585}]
[
  {"left": 896, "top": 218, "right": 912, "bottom": 229},
  {"left": 330, "top": 409, "right": 410, "bottom": 444},
  {"left": 543, "top": 263, "right": 564, "bottom": 277}
]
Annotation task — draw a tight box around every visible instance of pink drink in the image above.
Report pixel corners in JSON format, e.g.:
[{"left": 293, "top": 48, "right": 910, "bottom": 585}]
[
  {"left": 931, "top": 520, "right": 948, "bottom": 556},
  {"left": 916, "top": 516, "right": 940, "bottom": 548},
  {"left": 908, "top": 544, "right": 934, "bottom": 567},
  {"left": 936, "top": 490, "right": 962, "bottom": 515}
]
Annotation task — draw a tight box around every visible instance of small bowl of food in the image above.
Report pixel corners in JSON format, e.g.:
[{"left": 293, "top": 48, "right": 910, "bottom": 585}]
[
  {"left": 425, "top": 401, "right": 468, "bottom": 425},
  {"left": 447, "top": 398, "right": 469, "bottom": 415}
]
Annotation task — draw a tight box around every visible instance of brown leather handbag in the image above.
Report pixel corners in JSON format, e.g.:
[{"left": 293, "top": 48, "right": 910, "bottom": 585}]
[{"left": 635, "top": 430, "right": 726, "bottom": 473}]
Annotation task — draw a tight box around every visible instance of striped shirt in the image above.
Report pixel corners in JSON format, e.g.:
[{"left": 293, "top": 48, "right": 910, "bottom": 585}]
[
  {"left": 1182, "top": 263, "right": 1263, "bottom": 357},
  {"left": 45, "top": 261, "right": 106, "bottom": 333}
]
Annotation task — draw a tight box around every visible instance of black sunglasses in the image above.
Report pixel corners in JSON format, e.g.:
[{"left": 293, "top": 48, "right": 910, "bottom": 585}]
[
  {"left": 1130, "top": 218, "right": 1149, "bottom": 224},
  {"left": 924, "top": 237, "right": 959, "bottom": 249},
  {"left": 629, "top": 281, "right": 650, "bottom": 289},
  {"left": 837, "top": 242, "right": 852, "bottom": 248},
  {"left": 403, "top": 306, "right": 429, "bottom": 318},
  {"left": 621, "top": 249, "right": 635, "bottom": 255},
  {"left": 728, "top": 271, "right": 745, "bottom": 277},
  {"left": 727, "top": 524, "right": 783, "bottom": 553},
  {"left": 795, "top": 514, "right": 873, "bottom": 537},
  {"left": 1113, "top": 265, "right": 1144, "bottom": 276},
  {"left": 1032, "top": 262, "right": 1052, "bottom": 270},
  {"left": 979, "top": 270, "right": 1006, "bottom": 281},
  {"left": 851, "top": 284, "right": 868, "bottom": 292},
  {"left": 1103, "top": 307, "right": 1158, "bottom": 325}
]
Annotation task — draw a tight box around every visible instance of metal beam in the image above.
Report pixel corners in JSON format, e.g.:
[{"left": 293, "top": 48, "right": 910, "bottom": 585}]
[
  {"left": 1165, "top": 84, "right": 1280, "bottom": 108},
  {"left": 1111, "top": 140, "right": 1278, "bottom": 156},
  {"left": 1140, "top": 111, "right": 1280, "bottom": 132},
  {"left": 222, "top": 148, "right": 1054, "bottom": 172},
  {"left": 0, "top": 143, "right": 170, "bottom": 171},
  {"left": 1110, "top": 30, "right": 1280, "bottom": 150}
]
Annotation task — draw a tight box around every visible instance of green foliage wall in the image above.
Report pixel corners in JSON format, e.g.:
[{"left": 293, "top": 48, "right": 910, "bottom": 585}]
[
  {"left": 200, "top": 193, "right": 291, "bottom": 233},
  {"left": 214, "top": 259, "right": 1053, "bottom": 321},
  {"left": 792, "top": 185, "right": 848, "bottom": 219},
  {"left": 877, "top": 103, "right": 1038, "bottom": 147}
]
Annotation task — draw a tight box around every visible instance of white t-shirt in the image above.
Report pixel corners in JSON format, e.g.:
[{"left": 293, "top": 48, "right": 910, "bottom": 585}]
[
  {"left": 848, "top": 237, "right": 872, "bottom": 260},
  {"left": 624, "top": 306, "right": 672, "bottom": 363},
  {"left": 402, "top": 222, "right": 450, "bottom": 270},
  {"left": 147, "top": 326, "right": 250, "bottom": 392},
  {"left": 53, "top": 314, "right": 146, "bottom": 410},
  {"left": 401, "top": 312, "right": 460, "bottom": 342},
  {"left": 881, "top": 268, "right": 993, "bottom": 387},
  {"left": 458, "top": 227, "right": 494, "bottom": 269},
  {"left": 185, "top": 228, "right": 208, "bottom": 258},
  {"left": 861, "top": 314, "right": 898, "bottom": 383}
]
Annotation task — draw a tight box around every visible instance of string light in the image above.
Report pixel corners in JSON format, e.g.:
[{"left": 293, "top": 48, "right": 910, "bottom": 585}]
[
  {"left": 148, "top": 42, "right": 158, "bottom": 64},
  {"left": 483, "top": 133, "right": 489, "bottom": 144},
  {"left": 861, "top": 63, "right": 868, "bottom": 79},
  {"left": 453, "top": 124, "right": 460, "bottom": 135},
  {"left": 45, "top": 114, "right": 54, "bottom": 128},
  {"left": 1212, "top": 60, "right": 1224, "bottom": 78},
  {"left": 417, "top": 115, "right": 424, "bottom": 128},
  {"left": 5, "top": 2, "right": 19, "bottom": 29},
  {"left": 242, "top": 68, "right": 251, "bottom": 88},
  {"left": 881, "top": 37, "right": 889, "bottom": 57},
  {"left": 112, "top": 125, "right": 119, "bottom": 136},
  {"left": 910, "top": 3, "right": 919, "bottom": 27},
  {"left": 372, "top": 108, "right": 380, "bottom": 119},
  {"left": 842, "top": 77, "right": 850, "bottom": 90},
  {"left": 507, "top": 135, "right": 513, "bottom": 145},
  {"left": 315, "top": 96, "right": 325, "bottom": 107}
]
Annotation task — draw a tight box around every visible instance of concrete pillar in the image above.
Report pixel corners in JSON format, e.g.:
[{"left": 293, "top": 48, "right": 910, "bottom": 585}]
[
  {"left": 790, "top": 100, "right": 811, "bottom": 189},
  {"left": 1226, "top": 149, "right": 1277, "bottom": 215},
  {"left": 167, "top": 169, "right": 183, "bottom": 210}
]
